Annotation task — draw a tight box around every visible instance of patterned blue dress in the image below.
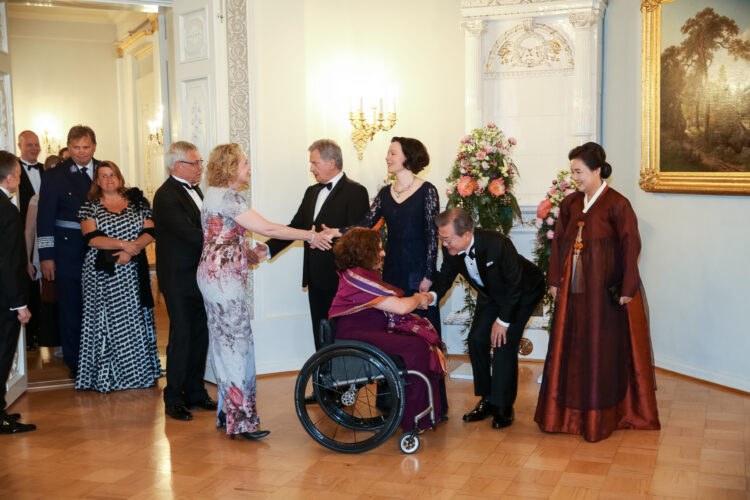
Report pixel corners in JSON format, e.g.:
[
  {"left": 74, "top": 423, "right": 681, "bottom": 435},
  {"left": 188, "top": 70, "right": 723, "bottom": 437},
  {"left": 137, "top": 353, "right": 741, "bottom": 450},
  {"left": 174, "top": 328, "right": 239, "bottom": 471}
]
[
  {"left": 196, "top": 187, "right": 260, "bottom": 435},
  {"left": 77, "top": 198, "right": 161, "bottom": 392}
]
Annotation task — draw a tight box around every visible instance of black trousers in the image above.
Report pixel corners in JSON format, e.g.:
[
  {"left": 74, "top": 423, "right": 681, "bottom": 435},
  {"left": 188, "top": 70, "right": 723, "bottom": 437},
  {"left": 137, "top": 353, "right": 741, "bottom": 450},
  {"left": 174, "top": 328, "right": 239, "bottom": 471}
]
[
  {"left": 307, "top": 284, "right": 338, "bottom": 351},
  {"left": 24, "top": 276, "right": 41, "bottom": 347},
  {"left": 0, "top": 310, "right": 21, "bottom": 410},
  {"left": 55, "top": 229, "right": 86, "bottom": 372},
  {"left": 162, "top": 292, "right": 210, "bottom": 405},
  {"left": 468, "top": 285, "right": 544, "bottom": 409}
]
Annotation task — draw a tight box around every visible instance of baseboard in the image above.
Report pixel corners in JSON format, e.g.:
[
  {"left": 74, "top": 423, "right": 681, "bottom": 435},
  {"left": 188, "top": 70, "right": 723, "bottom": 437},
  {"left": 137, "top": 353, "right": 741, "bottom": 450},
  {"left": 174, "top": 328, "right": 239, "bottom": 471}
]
[{"left": 655, "top": 355, "right": 750, "bottom": 393}]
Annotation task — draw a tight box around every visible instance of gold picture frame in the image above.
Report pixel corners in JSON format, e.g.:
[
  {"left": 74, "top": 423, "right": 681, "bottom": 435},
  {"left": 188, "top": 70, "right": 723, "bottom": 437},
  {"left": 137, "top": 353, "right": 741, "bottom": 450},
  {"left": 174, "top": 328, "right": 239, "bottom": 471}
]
[{"left": 640, "top": 0, "right": 750, "bottom": 195}]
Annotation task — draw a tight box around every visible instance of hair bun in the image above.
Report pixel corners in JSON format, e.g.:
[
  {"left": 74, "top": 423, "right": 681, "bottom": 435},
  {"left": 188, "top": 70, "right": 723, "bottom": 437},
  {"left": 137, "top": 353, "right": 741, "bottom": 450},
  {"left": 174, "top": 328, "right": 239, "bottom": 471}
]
[{"left": 600, "top": 161, "right": 612, "bottom": 179}]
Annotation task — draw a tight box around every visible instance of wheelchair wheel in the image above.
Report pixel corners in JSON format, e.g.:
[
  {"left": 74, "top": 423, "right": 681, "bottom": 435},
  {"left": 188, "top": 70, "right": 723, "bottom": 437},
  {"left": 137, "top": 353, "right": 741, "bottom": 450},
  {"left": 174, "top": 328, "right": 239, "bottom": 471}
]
[
  {"left": 399, "top": 432, "right": 420, "bottom": 454},
  {"left": 295, "top": 342, "right": 405, "bottom": 453}
]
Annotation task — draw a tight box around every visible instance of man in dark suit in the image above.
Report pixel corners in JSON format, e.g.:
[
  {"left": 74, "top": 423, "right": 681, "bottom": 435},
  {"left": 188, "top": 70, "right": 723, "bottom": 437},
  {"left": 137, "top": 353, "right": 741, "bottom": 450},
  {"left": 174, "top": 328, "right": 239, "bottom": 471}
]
[
  {"left": 16, "top": 131, "right": 43, "bottom": 349},
  {"left": 153, "top": 141, "right": 218, "bottom": 421},
  {"left": 0, "top": 151, "right": 36, "bottom": 434},
  {"left": 429, "top": 208, "right": 545, "bottom": 429},
  {"left": 37, "top": 125, "right": 99, "bottom": 376},
  {"left": 266, "top": 139, "right": 369, "bottom": 350}
]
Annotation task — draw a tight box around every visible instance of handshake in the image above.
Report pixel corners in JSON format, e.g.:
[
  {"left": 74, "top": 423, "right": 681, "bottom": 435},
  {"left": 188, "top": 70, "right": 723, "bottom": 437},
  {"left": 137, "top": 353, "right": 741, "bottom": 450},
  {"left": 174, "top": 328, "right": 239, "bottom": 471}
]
[
  {"left": 414, "top": 291, "right": 434, "bottom": 310},
  {"left": 247, "top": 225, "right": 341, "bottom": 265}
]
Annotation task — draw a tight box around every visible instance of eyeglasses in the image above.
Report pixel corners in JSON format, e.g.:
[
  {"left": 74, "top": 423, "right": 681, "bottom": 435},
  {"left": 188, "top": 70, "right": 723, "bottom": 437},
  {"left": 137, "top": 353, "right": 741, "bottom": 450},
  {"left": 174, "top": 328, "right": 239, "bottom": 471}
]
[{"left": 178, "top": 159, "right": 204, "bottom": 167}]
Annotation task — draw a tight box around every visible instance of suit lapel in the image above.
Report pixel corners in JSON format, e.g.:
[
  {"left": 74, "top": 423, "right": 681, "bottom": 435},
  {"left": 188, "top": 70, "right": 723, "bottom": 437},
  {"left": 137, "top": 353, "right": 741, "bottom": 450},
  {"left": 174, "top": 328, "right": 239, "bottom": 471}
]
[
  {"left": 474, "top": 232, "right": 490, "bottom": 286},
  {"left": 168, "top": 176, "right": 201, "bottom": 220}
]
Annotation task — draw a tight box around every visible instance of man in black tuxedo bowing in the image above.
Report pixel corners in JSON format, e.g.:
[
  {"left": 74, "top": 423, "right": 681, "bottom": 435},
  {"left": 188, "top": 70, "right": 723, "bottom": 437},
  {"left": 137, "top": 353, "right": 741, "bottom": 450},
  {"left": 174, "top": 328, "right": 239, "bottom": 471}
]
[
  {"left": 266, "top": 139, "right": 369, "bottom": 350},
  {"left": 0, "top": 151, "right": 36, "bottom": 434},
  {"left": 16, "top": 131, "right": 43, "bottom": 350},
  {"left": 154, "top": 141, "right": 223, "bottom": 421},
  {"left": 429, "top": 208, "right": 545, "bottom": 428}
]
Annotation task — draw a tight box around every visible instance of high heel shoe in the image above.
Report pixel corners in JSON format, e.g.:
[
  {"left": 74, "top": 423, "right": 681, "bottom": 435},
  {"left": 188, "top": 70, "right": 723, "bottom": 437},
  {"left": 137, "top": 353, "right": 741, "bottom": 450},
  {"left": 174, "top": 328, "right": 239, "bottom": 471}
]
[{"left": 229, "top": 429, "right": 270, "bottom": 440}]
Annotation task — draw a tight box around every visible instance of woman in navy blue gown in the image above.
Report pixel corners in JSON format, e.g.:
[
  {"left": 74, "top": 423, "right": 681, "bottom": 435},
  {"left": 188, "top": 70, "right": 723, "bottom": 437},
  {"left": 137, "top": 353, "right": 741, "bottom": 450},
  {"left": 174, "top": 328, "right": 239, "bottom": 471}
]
[{"left": 329, "top": 137, "right": 446, "bottom": 412}]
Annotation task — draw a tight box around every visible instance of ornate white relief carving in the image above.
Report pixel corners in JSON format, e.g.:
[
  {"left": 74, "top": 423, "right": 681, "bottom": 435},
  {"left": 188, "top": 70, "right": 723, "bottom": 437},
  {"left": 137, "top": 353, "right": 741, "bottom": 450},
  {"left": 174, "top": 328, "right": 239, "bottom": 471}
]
[
  {"left": 226, "top": 0, "right": 250, "bottom": 156},
  {"left": 0, "top": 74, "right": 9, "bottom": 151},
  {"left": 181, "top": 78, "right": 210, "bottom": 158},
  {"left": 0, "top": 3, "right": 7, "bottom": 54},
  {"left": 462, "top": 19, "right": 488, "bottom": 36},
  {"left": 485, "top": 20, "right": 573, "bottom": 77},
  {"left": 569, "top": 10, "right": 604, "bottom": 28},
  {"left": 462, "top": 0, "right": 556, "bottom": 6},
  {"left": 179, "top": 8, "right": 209, "bottom": 63},
  {"left": 226, "top": 0, "right": 254, "bottom": 314}
]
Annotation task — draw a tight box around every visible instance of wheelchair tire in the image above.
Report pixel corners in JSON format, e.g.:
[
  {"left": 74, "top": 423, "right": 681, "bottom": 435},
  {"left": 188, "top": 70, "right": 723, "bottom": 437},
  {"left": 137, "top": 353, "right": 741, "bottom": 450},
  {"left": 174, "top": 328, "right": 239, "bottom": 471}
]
[
  {"left": 295, "top": 342, "right": 405, "bottom": 454},
  {"left": 399, "top": 432, "right": 420, "bottom": 454}
]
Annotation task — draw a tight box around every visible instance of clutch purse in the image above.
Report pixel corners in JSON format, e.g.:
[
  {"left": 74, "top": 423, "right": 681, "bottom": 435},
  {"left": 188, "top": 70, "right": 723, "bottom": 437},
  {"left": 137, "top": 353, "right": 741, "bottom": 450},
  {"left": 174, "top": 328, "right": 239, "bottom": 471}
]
[
  {"left": 95, "top": 249, "right": 119, "bottom": 276},
  {"left": 607, "top": 282, "right": 622, "bottom": 305}
]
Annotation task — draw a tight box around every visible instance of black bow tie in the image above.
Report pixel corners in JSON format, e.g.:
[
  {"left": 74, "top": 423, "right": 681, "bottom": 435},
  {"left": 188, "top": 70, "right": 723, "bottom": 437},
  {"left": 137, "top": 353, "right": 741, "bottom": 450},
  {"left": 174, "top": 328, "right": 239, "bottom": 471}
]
[
  {"left": 184, "top": 184, "right": 200, "bottom": 190},
  {"left": 462, "top": 245, "right": 476, "bottom": 259},
  {"left": 24, "top": 162, "right": 42, "bottom": 172},
  {"left": 317, "top": 182, "right": 333, "bottom": 191}
]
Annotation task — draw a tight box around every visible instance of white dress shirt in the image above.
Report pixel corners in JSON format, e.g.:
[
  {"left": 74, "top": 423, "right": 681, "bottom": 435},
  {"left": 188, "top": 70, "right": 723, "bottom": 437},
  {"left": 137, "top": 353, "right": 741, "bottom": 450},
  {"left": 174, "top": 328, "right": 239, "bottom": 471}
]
[
  {"left": 21, "top": 160, "right": 41, "bottom": 193},
  {"left": 313, "top": 170, "right": 343, "bottom": 220},
  {"left": 171, "top": 174, "right": 203, "bottom": 210}
]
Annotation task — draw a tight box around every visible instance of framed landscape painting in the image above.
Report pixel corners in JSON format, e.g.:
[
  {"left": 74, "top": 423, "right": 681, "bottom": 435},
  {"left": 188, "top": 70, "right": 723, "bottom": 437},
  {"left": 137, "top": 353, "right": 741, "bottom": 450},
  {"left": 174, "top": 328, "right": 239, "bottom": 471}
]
[{"left": 641, "top": 0, "right": 750, "bottom": 195}]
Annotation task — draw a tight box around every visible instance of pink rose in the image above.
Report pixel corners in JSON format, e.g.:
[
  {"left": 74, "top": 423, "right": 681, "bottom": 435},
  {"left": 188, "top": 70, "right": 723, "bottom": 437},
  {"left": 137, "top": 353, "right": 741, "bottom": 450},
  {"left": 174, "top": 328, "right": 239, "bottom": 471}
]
[
  {"left": 535, "top": 218, "right": 543, "bottom": 228},
  {"left": 459, "top": 166, "right": 467, "bottom": 174},
  {"left": 507, "top": 166, "right": 513, "bottom": 174},
  {"left": 508, "top": 137, "right": 517, "bottom": 145},
  {"left": 476, "top": 151, "right": 487, "bottom": 160},
  {"left": 487, "top": 121, "right": 497, "bottom": 128},
  {"left": 561, "top": 181, "right": 570, "bottom": 189},
  {"left": 446, "top": 186, "right": 455, "bottom": 196},
  {"left": 546, "top": 230, "right": 555, "bottom": 240},
  {"left": 549, "top": 188, "right": 557, "bottom": 195},
  {"left": 460, "top": 135, "right": 472, "bottom": 144},
  {"left": 564, "top": 188, "right": 576, "bottom": 196},
  {"left": 489, "top": 178, "right": 506, "bottom": 197},
  {"left": 457, "top": 176, "right": 478, "bottom": 197},
  {"left": 546, "top": 217, "right": 555, "bottom": 226},
  {"left": 537, "top": 198, "right": 552, "bottom": 218},
  {"left": 460, "top": 159, "right": 469, "bottom": 168}
]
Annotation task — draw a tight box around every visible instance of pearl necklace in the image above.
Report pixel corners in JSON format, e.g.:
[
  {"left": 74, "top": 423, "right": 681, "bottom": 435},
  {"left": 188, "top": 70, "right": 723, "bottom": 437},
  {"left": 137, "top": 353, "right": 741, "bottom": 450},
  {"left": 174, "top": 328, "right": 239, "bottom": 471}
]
[{"left": 393, "top": 177, "right": 415, "bottom": 199}]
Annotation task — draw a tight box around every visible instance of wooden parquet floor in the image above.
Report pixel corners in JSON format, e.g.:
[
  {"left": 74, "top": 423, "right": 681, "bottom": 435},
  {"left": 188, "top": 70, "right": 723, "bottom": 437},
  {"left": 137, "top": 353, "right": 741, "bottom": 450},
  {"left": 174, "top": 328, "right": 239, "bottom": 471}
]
[{"left": 1, "top": 354, "right": 749, "bottom": 499}]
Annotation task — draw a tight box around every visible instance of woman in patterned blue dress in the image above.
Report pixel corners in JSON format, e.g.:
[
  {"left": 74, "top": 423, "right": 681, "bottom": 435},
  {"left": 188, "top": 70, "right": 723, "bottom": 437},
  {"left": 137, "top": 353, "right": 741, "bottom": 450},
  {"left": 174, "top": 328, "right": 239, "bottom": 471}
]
[
  {"left": 197, "top": 143, "right": 334, "bottom": 441},
  {"left": 77, "top": 161, "right": 161, "bottom": 392}
]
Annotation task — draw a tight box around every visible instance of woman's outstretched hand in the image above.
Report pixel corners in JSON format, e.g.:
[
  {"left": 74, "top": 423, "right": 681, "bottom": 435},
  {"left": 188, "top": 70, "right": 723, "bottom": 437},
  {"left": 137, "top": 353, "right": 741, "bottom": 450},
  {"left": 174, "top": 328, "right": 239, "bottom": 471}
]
[
  {"left": 310, "top": 226, "right": 335, "bottom": 250},
  {"left": 619, "top": 296, "right": 632, "bottom": 305},
  {"left": 249, "top": 242, "right": 268, "bottom": 264}
]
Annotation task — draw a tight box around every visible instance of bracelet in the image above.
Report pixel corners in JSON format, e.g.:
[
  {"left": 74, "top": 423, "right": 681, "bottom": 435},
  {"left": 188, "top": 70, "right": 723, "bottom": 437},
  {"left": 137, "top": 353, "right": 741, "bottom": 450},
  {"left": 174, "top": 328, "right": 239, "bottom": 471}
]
[
  {"left": 119, "top": 241, "right": 124, "bottom": 249},
  {"left": 309, "top": 231, "right": 315, "bottom": 244}
]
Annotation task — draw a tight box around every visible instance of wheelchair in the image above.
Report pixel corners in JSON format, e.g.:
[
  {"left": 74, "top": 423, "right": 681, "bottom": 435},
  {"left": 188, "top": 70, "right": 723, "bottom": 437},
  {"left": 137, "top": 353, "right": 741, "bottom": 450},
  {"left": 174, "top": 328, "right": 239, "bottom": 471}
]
[{"left": 294, "top": 319, "right": 437, "bottom": 454}]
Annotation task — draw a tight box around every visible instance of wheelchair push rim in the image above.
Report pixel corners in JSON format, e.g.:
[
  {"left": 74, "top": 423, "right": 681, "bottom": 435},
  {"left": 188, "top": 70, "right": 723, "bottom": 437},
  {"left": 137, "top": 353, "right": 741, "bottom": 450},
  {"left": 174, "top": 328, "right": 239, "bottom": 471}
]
[{"left": 294, "top": 343, "right": 405, "bottom": 454}]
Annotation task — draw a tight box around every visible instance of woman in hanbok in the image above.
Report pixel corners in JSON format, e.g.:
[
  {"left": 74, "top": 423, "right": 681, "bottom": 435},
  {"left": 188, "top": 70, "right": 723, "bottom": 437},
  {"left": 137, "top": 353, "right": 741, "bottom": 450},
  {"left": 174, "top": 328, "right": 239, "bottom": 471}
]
[
  {"left": 329, "top": 228, "right": 446, "bottom": 432},
  {"left": 534, "top": 142, "right": 660, "bottom": 442}
]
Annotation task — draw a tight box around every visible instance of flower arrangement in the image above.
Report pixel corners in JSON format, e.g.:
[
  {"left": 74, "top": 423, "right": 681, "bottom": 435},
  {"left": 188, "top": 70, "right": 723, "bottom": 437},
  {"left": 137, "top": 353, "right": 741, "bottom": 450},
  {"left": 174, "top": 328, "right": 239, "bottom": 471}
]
[
  {"left": 445, "top": 122, "right": 521, "bottom": 235},
  {"left": 532, "top": 169, "right": 578, "bottom": 328}
]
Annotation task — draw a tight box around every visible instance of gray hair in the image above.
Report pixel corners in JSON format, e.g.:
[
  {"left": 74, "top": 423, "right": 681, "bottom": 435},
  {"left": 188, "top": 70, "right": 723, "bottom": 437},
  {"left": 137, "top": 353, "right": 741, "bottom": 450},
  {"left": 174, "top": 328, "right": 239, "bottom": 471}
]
[
  {"left": 308, "top": 139, "right": 343, "bottom": 170},
  {"left": 435, "top": 208, "right": 474, "bottom": 236},
  {"left": 165, "top": 141, "right": 198, "bottom": 171}
]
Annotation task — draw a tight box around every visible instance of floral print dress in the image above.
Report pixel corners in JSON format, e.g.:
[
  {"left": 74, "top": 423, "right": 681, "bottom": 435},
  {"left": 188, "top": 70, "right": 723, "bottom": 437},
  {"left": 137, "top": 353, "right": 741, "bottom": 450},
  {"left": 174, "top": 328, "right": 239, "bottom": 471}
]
[{"left": 196, "top": 187, "right": 259, "bottom": 435}]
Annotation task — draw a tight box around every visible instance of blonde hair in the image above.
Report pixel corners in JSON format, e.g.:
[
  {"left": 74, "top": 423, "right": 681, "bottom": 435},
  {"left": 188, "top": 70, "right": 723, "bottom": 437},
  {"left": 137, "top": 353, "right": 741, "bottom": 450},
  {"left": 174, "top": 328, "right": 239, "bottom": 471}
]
[{"left": 206, "top": 143, "right": 244, "bottom": 188}]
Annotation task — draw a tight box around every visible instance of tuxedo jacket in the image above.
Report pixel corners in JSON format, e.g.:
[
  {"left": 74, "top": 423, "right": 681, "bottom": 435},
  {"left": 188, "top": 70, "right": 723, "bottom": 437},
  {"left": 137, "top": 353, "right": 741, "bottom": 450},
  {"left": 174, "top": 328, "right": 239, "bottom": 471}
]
[
  {"left": 18, "top": 162, "right": 39, "bottom": 223},
  {"left": 0, "top": 190, "right": 29, "bottom": 310},
  {"left": 36, "top": 158, "right": 99, "bottom": 262},
  {"left": 153, "top": 176, "right": 204, "bottom": 297},
  {"left": 432, "top": 229, "right": 544, "bottom": 324},
  {"left": 267, "top": 173, "right": 369, "bottom": 290}
]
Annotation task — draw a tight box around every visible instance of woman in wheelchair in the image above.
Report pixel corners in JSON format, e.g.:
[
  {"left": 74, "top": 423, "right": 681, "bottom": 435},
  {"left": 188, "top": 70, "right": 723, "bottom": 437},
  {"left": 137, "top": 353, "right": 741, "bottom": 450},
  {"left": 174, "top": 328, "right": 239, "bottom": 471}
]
[{"left": 329, "top": 228, "right": 446, "bottom": 431}]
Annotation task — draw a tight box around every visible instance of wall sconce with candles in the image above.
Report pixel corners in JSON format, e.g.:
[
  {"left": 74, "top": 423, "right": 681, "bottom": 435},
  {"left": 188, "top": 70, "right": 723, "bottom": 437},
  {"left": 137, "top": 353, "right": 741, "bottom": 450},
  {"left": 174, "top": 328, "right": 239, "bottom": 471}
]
[
  {"left": 349, "top": 98, "right": 397, "bottom": 160},
  {"left": 147, "top": 109, "right": 164, "bottom": 147},
  {"left": 40, "top": 129, "right": 62, "bottom": 157}
]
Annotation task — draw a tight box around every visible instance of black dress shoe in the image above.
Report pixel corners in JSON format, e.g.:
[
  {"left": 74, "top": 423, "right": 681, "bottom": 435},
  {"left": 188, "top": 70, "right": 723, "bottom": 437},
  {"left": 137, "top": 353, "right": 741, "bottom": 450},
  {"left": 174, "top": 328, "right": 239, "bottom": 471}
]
[
  {"left": 217, "top": 410, "right": 227, "bottom": 429},
  {"left": 187, "top": 397, "right": 218, "bottom": 411},
  {"left": 0, "top": 412, "right": 20, "bottom": 422},
  {"left": 491, "top": 407, "right": 514, "bottom": 429},
  {"left": 165, "top": 404, "right": 193, "bottom": 421},
  {"left": 0, "top": 419, "right": 36, "bottom": 434},
  {"left": 462, "top": 398, "right": 499, "bottom": 422},
  {"left": 230, "top": 429, "right": 270, "bottom": 440}
]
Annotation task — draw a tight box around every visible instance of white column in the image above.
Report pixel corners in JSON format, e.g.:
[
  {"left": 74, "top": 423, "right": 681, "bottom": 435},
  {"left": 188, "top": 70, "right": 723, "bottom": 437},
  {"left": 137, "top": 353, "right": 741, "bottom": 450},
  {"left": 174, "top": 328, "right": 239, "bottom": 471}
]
[
  {"left": 569, "top": 9, "right": 605, "bottom": 144},
  {"left": 462, "top": 19, "right": 487, "bottom": 133}
]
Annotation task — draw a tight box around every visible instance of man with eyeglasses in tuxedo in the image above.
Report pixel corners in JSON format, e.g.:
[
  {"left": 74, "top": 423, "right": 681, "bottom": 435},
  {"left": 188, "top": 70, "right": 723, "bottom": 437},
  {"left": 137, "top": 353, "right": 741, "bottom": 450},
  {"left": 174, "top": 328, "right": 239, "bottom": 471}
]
[{"left": 154, "top": 141, "right": 230, "bottom": 421}]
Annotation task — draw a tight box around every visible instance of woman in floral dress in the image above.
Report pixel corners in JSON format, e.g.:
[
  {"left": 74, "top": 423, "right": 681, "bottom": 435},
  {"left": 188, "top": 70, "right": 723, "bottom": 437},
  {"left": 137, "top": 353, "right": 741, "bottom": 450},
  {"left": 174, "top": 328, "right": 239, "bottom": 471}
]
[{"left": 197, "top": 143, "right": 334, "bottom": 441}]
